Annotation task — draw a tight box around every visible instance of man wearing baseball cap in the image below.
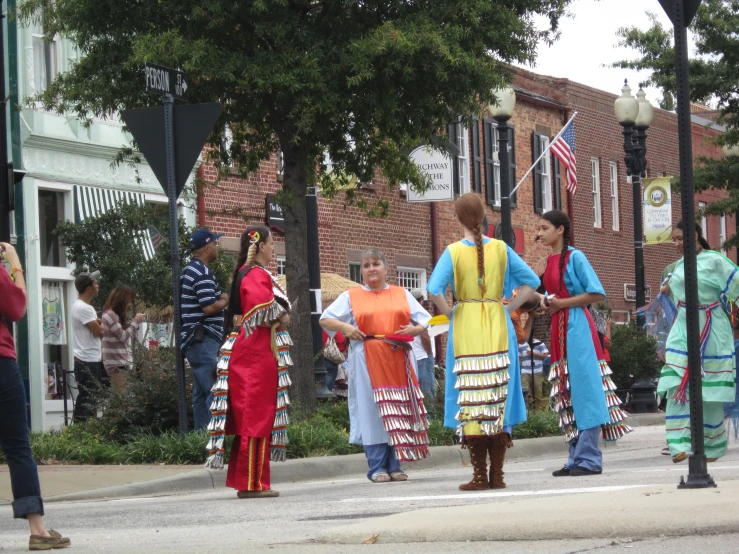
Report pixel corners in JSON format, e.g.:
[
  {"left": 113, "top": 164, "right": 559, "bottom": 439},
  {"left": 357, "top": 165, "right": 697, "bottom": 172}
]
[
  {"left": 181, "top": 228, "right": 228, "bottom": 430},
  {"left": 72, "top": 270, "right": 105, "bottom": 421}
]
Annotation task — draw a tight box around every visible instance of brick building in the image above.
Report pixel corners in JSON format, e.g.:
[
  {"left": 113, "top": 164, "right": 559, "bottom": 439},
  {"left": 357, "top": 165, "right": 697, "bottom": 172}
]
[
  {"left": 198, "top": 68, "right": 731, "bottom": 324},
  {"left": 559, "top": 77, "right": 733, "bottom": 322}
]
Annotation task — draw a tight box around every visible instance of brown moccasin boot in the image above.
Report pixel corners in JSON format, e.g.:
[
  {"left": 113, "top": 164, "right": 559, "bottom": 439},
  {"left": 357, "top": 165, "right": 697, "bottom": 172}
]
[
  {"left": 489, "top": 432, "right": 512, "bottom": 489},
  {"left": 29, "top": 529, "right": 71, "bottom": 551},
  {"left": 459, "top": 437, "right": 490, "bottom": 491}
]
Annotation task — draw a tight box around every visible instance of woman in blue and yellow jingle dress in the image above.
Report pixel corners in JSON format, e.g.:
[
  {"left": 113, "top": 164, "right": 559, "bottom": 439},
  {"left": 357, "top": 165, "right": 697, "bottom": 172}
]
[{"left": 428, "top": 193, "right": 538, "bottom": 490}]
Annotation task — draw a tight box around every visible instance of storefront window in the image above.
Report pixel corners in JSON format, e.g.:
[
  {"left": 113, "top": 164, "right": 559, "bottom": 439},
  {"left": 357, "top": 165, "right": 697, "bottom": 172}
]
[
  {"left": 42, "top": 281, "right": 71, "bottom": 401},
  {"left": 38, "top": 190, "right": 66, "bottom": 267}
]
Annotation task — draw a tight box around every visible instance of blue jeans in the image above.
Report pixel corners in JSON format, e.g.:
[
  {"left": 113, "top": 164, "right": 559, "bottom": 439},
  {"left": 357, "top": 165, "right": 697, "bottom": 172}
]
[
  {"left": 324, "top": 360, "right": 339, "bottom": 393},
  {"left": 416, "top": 357, "right": 435, "bottom": 401},
  {"left": 364, "top": 444, "right": 402, "bottom": 481},
  {"left": 73, "top": 360, "right": 106, "bottom": 422},
  {"left": 0, "top": 357, "right": 44, "bottom": 518},
  {"left": 184, "top": 335, "right": 221, "bottom": 430},
  {"left": 565, "top": 426, "right": 602, "bottom": 472}
]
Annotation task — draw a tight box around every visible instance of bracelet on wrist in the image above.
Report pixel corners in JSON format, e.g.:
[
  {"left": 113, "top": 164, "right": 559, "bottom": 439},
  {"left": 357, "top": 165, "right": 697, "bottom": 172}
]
[{"left": 10, "top": 266, "right": 23, "bottom": 274}]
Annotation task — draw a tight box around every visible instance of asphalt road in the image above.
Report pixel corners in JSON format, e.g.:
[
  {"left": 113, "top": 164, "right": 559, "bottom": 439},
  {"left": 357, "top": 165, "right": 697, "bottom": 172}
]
[{"left": 2, "top": 426, "right": 738, "bottom": 553}]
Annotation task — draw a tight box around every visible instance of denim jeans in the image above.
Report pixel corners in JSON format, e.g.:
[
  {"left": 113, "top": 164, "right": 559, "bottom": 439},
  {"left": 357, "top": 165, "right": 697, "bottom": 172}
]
[
  {"left": 416, "top": 357, "right": 435, "bottom": 401},
  {"left": 565, "top": 426, "right": 603, "bottom": 472},
  {"left": 0, "top": 357, "right": 44, "bottom": 518},
  {"left": 73, "top": 360, "right": 106, "bottom": 422},
  {"left": 364, "top": 443, "right": 402, "bottom": 481},
  {"left": 324, "top": 360, "right": 339, "bottom": 393},
  {"left": 184, "top": 335, "right": 221, "bottom": 430}
]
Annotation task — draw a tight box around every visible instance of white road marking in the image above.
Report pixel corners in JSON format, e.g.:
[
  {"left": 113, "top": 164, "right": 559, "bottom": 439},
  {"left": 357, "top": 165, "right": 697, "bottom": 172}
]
[{"left": 340, "top": 484, "right": 650, "bottom": 503}]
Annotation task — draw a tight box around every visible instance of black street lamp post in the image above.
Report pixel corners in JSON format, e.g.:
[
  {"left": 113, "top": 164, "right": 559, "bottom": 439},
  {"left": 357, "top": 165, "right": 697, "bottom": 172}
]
[
  {"left": 306, "top": 187, "right": 331, "bottom": 398},
  {"left": 489, "top": 87, "right": 516, "bottom": 248},
  {"left": 614, "top": 81, "right": 654, "bottom": 328}
]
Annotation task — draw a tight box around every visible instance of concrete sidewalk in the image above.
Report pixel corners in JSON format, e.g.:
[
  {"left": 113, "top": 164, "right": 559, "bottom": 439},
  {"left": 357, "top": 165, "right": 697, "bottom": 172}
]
[
  {"left": 0, "top": 412, "right": 664, "bottom": 504},
  {"left": 320, "top": 480, "right": 739, "bottom": 544}
]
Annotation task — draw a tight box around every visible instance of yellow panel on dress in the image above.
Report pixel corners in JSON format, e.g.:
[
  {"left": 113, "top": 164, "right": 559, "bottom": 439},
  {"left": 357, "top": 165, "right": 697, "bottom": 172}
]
[{"left": 449, "top": 239, "right": 511, "bottom": 437}]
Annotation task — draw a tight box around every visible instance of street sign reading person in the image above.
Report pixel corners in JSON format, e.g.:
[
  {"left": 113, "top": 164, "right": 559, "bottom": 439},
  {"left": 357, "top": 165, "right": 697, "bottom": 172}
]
[{"left": 144, "top": 62, "right": 189, "bottom": 100}]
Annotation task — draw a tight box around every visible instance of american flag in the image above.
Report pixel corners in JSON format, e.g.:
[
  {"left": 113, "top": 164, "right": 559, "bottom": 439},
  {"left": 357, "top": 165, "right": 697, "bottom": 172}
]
[
  {"left": 148, "top": 225, "right": 163, "bottom": 250},
  {"left": 550, "top": 121, "right": 578, "bottom": 195}
]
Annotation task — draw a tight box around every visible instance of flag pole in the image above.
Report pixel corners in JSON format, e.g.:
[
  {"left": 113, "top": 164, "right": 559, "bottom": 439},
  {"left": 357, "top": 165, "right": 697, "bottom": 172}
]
[{"left": 509, "top": 111, "right": 578, "bottom": 197}]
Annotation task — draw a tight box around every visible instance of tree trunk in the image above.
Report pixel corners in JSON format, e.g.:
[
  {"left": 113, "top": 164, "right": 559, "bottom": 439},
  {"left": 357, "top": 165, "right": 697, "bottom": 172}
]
[{"left": 282, "top": 143, "right": 318, "bottom": 415}]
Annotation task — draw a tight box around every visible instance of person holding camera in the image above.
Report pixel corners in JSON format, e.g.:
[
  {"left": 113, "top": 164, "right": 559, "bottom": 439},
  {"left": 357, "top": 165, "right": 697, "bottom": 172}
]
[
  {"left": 181, "top": 228, "right": 228, "bottom": 431},
  {"left": 0, "top": 242, "right": 71, "bottom": 550}
]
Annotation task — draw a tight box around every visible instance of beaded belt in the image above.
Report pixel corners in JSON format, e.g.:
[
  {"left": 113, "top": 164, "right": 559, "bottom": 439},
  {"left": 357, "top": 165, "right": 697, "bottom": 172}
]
[{"left": 454, "top": 298, "right": 501, "bottom": 306}]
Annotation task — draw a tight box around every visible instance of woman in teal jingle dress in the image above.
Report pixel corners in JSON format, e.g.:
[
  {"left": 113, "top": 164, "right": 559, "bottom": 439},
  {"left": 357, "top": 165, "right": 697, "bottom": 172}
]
[{"left": 660, "top": 221, "right": 739, "bottom": 463}]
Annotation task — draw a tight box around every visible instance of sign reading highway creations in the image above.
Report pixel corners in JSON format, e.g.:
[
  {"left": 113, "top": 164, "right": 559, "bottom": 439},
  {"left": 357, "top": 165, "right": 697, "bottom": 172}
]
[
  {"left": 406, "top": 145, "right": 454, "bottom": 203},
  {"left": 144, "top": 63, "right": 189, "bottom": 101}
]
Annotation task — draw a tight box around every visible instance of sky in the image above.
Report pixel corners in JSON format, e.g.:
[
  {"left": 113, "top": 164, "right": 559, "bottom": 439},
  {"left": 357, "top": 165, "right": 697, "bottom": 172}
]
[{"left": 523, "top": 0, "right": 677, "bottom": 107}]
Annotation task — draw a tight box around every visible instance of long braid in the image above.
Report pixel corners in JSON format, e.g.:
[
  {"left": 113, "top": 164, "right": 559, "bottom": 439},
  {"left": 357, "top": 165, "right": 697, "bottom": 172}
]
[
  {"left": 473, "top": 223, "right": 487, "bottom": 295},
  {"left": 558, "top": 227, "right": 570, "bottom": 290},
  {"left": 245, "top": 239, "right": 259, "bottom": 267}
]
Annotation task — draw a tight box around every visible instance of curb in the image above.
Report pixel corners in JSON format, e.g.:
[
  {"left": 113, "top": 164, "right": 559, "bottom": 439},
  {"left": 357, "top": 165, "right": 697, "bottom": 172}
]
[{"left": 45, "top": 411, "right": 664, "bottom": 503}]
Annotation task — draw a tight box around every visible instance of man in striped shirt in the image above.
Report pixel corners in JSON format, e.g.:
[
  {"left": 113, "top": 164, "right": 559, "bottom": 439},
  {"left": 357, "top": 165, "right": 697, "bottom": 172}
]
[{"left": 180, "top": 228, "right": 228, "bottom": 430}]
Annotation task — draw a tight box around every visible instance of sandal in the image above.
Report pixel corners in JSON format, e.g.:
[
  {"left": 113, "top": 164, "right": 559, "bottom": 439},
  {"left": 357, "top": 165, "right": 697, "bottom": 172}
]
[
  {"left": 371, "top": 472, "right": 391, "bottom": 483},
  {"left": 672, "top": 452, "right": 688, "bottom": 464},
  {"left": 237, "top": 489, "right": 280, "bottom": 498},
  {"left": 389, "top": 471, "right": 408, "bottom": 482}
]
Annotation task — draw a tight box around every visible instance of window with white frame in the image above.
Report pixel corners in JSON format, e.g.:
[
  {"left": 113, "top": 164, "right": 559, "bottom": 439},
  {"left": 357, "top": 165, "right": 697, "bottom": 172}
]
[
  {"left": 396, "top": 267, "right": 426, "bottom": 293},
  {"left": 221, "top": 125, "right": 234, "bottom": 166},
  {"left": 538, "top": 135, "right": 552, "bottom": 212},
  {"left": 492, "top": 125, "right": 501, "bottom": 206},
  {"left": 609, "top": 161, "right": 620, "bottom": 231},
  {"left": 699, "top": 201, "right": 707, "bottom": 237},
  {"left": 592, "top": 158, "right": 602, "bottom": 228},
  {"left": 277, "top": 149, "right": 284, "bottom": 176},
  {"left": 276, "top": 256, "right": 286, "bottom": 276},
  {"left": 31, "top": 22, "right": 62, "bottom": 94},
  {"left": 349, "top": 262, "right": 362, "bottom": 284},
  {"left": 457, "top": 123, "right": 470, "bottom": 195},
  {"left": 38, "top": 190, "right": 67, "bottom": 267},
  {"left": 720, "top": 214, "right": 727, "bottom": 254}
]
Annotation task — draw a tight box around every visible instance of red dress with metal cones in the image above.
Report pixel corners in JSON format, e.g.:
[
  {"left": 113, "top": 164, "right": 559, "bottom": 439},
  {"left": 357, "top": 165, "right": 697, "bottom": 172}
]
[{"left": 204, "top": 265, "right": 292, "bottom": 493}]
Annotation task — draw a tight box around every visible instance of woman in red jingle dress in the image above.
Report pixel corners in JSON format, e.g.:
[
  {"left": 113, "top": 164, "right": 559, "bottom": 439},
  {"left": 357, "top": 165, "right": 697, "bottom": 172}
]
[{"left": 205, "top": 226, "right": 292, "bottom": 499}]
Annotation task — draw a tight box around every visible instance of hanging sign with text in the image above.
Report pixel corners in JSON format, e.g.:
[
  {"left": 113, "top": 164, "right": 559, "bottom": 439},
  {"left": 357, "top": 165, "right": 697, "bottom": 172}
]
[
  {"left": 643, "top": 176, "right": 673, "bottom": 245},
  {"left": 265, "top": 195, "right": 285, "bottom": 233},
  {"left": 406, "top": 145, "right": 454, "bottom": 203}
]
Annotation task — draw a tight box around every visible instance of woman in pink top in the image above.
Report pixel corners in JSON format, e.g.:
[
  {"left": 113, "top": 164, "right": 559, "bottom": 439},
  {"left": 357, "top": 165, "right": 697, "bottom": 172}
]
[{"left": 101, "top": 285, "right": 145, "bottom": 389}]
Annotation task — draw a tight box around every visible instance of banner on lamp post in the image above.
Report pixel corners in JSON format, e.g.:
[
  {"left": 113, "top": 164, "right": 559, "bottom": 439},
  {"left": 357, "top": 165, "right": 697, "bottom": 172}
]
[{"left": 643, "top": 177, "right": 673, "bottom": 245}]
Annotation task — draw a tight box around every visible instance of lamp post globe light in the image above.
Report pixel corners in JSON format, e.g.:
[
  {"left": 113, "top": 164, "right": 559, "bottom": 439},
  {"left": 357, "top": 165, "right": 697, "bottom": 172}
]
[
  {"left": 614, "top": 80, "right": 654, "bottom": 327},
  {"left": 489, "top": 87, "right": 516, "bottom": 247}
]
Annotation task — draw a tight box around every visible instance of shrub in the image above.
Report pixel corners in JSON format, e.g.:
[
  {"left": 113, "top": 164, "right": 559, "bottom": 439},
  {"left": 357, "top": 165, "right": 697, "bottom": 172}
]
[
  {"left": 608, "top": 321, "right": 662, "bottom": 389},
  {"left": 89, "top": 346, "right": 195, "bottom": 442}
]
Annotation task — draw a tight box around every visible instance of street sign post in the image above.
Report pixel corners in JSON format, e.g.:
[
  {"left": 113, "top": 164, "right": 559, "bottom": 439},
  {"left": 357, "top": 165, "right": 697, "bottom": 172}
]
[
  {"left": 657, "top": 0, "right": 714, "bottom": 489},
  {"left": 121, "top": 65, "right": 221, "bottom": 434}
]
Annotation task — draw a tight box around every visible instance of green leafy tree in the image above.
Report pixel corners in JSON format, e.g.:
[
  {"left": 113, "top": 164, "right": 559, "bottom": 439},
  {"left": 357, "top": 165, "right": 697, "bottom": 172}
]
[
  {"left": 54, "top": 202, "right": 233, "bottom": 315},
  {"left": 613, "top": 2, "right": 739, "bottom": 250},
  {"left": 19, "top": 0, "right": 569, "bottom": 412}
]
